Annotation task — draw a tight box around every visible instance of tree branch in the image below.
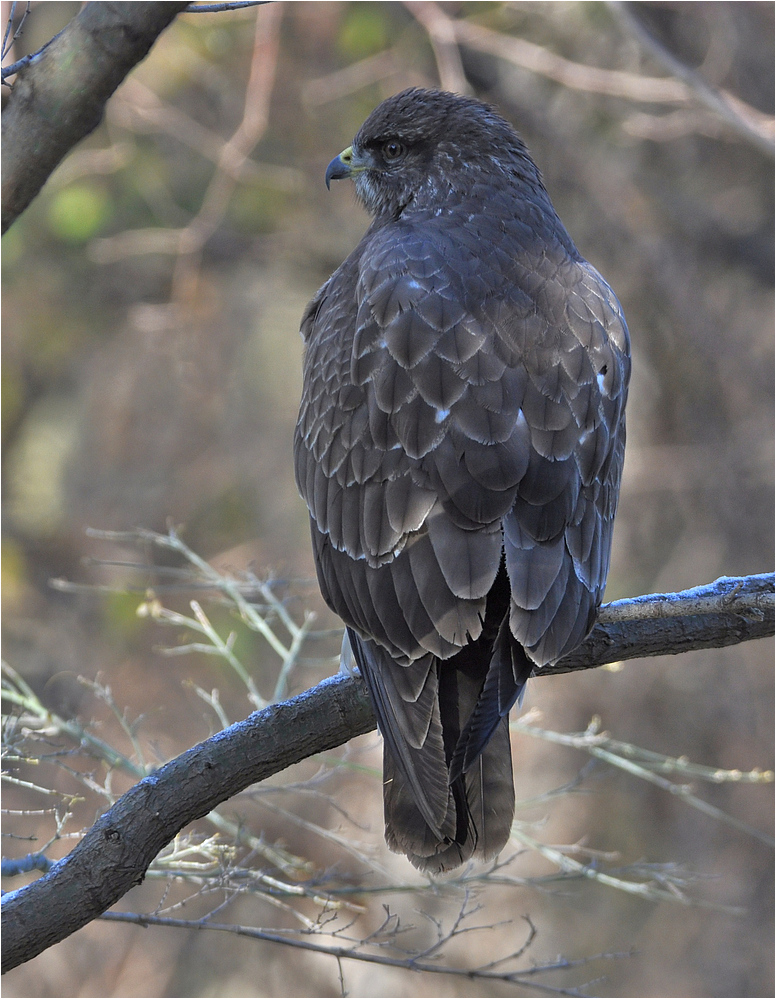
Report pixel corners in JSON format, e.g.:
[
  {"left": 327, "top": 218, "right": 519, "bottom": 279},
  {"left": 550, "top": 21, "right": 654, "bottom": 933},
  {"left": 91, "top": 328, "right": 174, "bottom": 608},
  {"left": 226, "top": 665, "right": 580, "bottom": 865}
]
[
  {"left": 608, "top": 1, "right": 775, "bottom": 156},
  {"left": 541, "top": 573, "right": 774, "bottom": 675},
  {"left": 1, "top": 1, "right": 190, "bottom": 234},
  {"left": 1, "top": 573, "right": 772, "bottom": 972}
]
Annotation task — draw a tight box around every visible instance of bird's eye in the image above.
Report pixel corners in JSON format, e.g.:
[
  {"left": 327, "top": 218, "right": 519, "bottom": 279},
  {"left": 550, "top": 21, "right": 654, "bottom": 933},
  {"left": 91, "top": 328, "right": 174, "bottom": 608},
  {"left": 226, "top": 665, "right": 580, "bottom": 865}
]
[{"left": 382, "top": 140, "right": 405, "bottom": 161}]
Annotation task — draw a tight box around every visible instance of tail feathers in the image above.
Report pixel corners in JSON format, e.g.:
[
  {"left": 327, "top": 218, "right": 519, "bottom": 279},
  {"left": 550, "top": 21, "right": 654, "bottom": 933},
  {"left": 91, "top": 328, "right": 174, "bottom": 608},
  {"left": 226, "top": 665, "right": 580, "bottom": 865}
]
[
  {"left": 458, "top": 715, "right": 515, "bottom": 862},
  {"left": 384, "top": 716, "right": 515, "bottom": 874},
  {"left": 348, "top": 629, "right": 456, "bottom": 839},
  {"left": 347, "top": 626, "right": 519, "bottom": 874},
  {"left": 383, "top": 749, "right": 472, "bottom": 873}
]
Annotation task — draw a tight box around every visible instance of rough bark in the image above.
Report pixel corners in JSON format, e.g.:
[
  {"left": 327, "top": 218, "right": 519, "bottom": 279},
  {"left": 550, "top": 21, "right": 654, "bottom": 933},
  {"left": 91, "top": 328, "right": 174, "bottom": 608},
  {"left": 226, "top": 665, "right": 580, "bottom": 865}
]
[
  {"left": 1, "top": 2, "right": 190, "bottom": 234},
  {"left": 542, "top": 573, "right": 774, "bottom": 674},
  {"left": 1, "top": 573, "right": 773, "bottom": 972}
]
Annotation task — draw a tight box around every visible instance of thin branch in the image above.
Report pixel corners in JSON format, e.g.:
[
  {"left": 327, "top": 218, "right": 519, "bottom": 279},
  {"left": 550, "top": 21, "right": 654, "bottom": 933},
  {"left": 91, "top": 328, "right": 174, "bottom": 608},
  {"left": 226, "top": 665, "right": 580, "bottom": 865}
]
[
  {"left": 516, "top": 716, "right": 775, "bottom": 847},
  {"left": 451, "top": 17, "right": 690, "bottom": 103},
  {"left": 96, "top": 909, "right": 609, "bottom": 996},
  {"left": 448, "top": 11, "right": 774, "bottom": 154},
  {"left": 1, "top": 2, "right": 31, "bottom": 65},
  {"left": 1, "top": 5, "right": 59, "bottom": 82},
  {"left": 509, "top": 826, "right": 743, "bottom": 915},
  {"left": 85, "top": 0, "right": 283, "bottom": 298},
  {"left": 1, "top": 853, "right": 54, "bottom": 878},
  {"left": 1, "top": 3, "right": 17, "bottom": 63},
  {"left": 169, "top": 1, "right": 282, "bottom": 303},
  {"left": 185, "top": 1, "right": 268, "bottom": 12},
  {"left": 1, "top": 663, "right": 147, "bottom": 780}
]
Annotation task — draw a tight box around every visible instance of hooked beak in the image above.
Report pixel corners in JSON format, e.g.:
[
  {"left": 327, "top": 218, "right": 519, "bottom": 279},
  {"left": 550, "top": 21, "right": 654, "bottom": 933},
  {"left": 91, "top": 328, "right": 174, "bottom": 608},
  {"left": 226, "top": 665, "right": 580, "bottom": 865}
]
[{"left": 325, "top": 145, "right": 359, "bottom": 189}]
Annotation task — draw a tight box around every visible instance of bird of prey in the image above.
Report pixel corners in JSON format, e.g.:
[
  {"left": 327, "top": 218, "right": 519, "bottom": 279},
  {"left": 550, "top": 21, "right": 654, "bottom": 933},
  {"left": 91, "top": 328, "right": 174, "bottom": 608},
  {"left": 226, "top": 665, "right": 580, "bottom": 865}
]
[{"left": 294, "top": 89, "right": 630, "bottom": 873}]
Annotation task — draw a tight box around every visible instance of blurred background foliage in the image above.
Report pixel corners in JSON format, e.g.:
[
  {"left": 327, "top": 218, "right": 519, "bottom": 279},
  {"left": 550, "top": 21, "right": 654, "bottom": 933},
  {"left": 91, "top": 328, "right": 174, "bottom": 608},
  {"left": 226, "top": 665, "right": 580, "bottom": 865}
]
[{"left": 1, "top": 2, "right": 773, "bottom": 997}]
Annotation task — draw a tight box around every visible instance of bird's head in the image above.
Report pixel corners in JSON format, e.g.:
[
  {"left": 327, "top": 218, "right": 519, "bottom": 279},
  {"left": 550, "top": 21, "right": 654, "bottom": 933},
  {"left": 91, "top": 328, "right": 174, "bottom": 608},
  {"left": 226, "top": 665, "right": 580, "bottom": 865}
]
[{"left": 325, "top": 88, "right": 546, "bottom": 221}]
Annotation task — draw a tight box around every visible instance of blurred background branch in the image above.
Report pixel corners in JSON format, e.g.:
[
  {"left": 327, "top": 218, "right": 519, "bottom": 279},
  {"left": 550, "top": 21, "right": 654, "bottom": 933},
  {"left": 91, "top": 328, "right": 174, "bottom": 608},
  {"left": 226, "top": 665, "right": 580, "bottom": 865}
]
[{"left": 610, "top": 1, "right": 775, "bottom": 155}]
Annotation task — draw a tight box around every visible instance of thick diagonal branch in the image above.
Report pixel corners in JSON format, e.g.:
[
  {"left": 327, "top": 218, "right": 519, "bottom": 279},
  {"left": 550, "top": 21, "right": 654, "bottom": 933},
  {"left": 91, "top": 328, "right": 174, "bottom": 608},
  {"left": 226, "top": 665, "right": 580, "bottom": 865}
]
[
  {"left": 1, "top": 2, "right": 189, "bottom": 234},
  {"left": 1, "top": 573, "right": 772, "bottom": 972}
]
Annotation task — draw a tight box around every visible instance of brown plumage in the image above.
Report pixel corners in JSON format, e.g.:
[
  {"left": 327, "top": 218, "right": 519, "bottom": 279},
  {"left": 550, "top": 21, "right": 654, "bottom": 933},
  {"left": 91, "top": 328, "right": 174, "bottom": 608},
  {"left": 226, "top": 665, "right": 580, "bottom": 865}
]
[{"left": 294, "top": 89, "right": 630, "bottom": 873}]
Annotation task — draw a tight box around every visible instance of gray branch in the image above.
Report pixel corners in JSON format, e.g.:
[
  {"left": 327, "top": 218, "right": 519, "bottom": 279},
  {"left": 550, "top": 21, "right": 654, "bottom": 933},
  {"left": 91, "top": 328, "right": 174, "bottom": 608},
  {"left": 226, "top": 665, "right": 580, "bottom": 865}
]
[
  {"left": 1, "top": 1, "right": 190, "bottom": 234},
  {"left": 541, "top": 573, "right": 774, "bottom": 675},
  {"left": 1, "top": 573, "right": 773, "bottom": 972}
]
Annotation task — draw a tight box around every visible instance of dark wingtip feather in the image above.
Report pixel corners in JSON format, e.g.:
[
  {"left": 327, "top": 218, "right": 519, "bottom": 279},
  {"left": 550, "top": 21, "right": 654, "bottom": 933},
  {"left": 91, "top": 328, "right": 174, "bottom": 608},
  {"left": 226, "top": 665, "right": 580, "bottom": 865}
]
[{"left": 448, "top": 622, "right": 533, "bottom": 783}]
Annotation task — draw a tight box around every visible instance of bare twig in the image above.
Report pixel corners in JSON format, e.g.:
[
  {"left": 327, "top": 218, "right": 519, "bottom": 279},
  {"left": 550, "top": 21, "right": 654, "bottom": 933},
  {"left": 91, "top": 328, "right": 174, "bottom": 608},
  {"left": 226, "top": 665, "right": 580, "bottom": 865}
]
[
  {"left": 516, "top": 715, "right": 775, "bottom": 847},
  {"left": 1, "top": 3, "right": 17, "bottom": 63},
  {"left": 444, "top": 11, "right": 774, "bottom": 154},
  {"left": 171, "top": 1, "right": 283, "bottom": 302},
  {"left": 1, "top": 2, "right": 31, "bottom": 66},
  {"left": 84, "top": 0, "right": 283, "bottom": 296},
  {"left": 1, "top": 853, "right": 54, "bottom": 878},
  {"left": 509, "top": 825, "right": 743, "bottom": 914},
  {"left": 2, "top": 663, "right": 146, "bottom": 779},
  {"left": 96, "top": 906, "right": 613, "bottom": 996},
  {"left": 1, "top": 2, "right": 54, "bottom": 82}
]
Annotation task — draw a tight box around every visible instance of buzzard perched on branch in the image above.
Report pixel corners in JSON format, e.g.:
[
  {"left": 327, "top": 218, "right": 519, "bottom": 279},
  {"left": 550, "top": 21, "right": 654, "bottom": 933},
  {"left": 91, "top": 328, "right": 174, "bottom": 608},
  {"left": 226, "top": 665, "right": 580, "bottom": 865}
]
[{"left": 295, "top": 89, "right": 630, "bottom": 872}]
